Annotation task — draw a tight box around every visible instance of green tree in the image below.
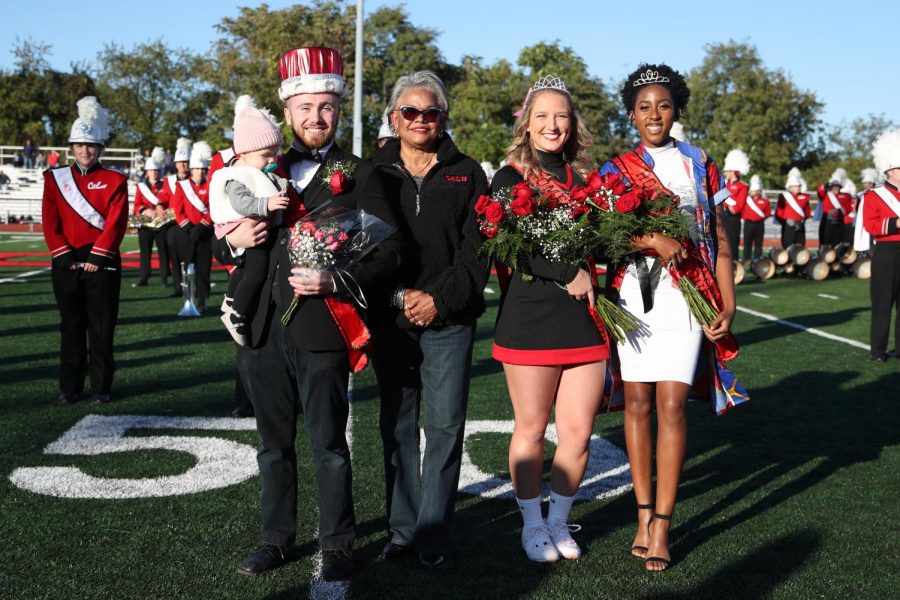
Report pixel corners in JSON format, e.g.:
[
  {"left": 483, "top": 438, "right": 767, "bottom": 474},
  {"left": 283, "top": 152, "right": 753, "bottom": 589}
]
[
  {"left": 683, "top": 40, "right": 822, "bottom": 184},
  {"left": 95, "top": 40, "right": 211, "bottom": 150},
  {"left": 0, "top": 38, "right": 95, "bottom": 146},
  {"left": 206, "top": 1, "right": 448, "bottom": 156},
  {"left": 448, "top": 56, "right": 523, "bottom": 164}
]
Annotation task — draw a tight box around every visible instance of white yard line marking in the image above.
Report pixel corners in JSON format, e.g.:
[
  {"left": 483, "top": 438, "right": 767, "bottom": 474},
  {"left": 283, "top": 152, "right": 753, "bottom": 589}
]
[
  {"left": 736, "top": 305, "right": 869, "bottom": 350},
  {"left": 309, "top": 374, "right": 353, "bottom": 600},
  {"left": 817, "top": 293, "right": 839, "bottom": 300},
  {"left": 0, "top": 267, "right": 49, "bottom": 283},
  {"left": 750, "top": 292, "right": 769, "bottom": 298}
]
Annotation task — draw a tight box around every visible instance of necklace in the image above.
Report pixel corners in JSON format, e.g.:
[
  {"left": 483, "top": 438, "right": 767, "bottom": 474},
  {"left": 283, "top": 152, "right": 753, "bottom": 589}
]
[{"left": 404, "top": 153, "right": 435, "bottom": 178}]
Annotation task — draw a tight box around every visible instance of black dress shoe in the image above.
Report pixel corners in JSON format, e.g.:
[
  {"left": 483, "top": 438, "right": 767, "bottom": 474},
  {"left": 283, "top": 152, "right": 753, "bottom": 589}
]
[
  {"left": 132, "top": 281, "right": 148, "bottom": 288},
  {"left": 380, "top": 541, "right": 413, "bottom": 559},
  {"left": 418, "top": 550, "right": 446, "bottom": 570},
  {"left": 231, "top": 406, "right": 254, "bottom": 418},
  {"left": 321, "top": 548, "right": 354, "bottom": 581},
  {"left": 238, "top": 543, "right": 288, "bottom": 576},
  {"left": 869, "top": 354, "right": 887, "bottom": 362},
  {"left": 58, "top": 393, "right": 79, "bottom": 404},
  {"left": 93, "top": 394, "right": 112, "bottom": 404}
]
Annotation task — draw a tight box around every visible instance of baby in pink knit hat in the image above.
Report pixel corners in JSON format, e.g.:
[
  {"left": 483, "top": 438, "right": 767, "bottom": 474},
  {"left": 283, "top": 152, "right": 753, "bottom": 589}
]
[{"left": 209, "top": 96, "right": 288, "bottom": 346}]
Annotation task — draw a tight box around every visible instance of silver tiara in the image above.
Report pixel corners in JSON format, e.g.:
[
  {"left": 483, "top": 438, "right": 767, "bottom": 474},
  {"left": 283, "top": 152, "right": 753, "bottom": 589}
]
[
  {"left": 532, "top": 74, "right": 568, "bottom": 93},
  {"left": 632, "top": 69, "right": 670, "bottom": 87}
]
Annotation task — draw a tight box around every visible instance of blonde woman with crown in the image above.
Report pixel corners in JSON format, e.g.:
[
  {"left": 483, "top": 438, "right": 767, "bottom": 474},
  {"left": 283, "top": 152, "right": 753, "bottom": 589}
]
[{"left": 490, "top": 74, "right": 608, "bottom": 563}]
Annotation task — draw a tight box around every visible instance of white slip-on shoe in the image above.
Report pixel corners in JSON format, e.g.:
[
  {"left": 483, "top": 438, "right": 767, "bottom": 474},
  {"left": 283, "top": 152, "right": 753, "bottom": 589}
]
[
  {"left": 521, "top": 524, "right": 560, "bottom": 563},
  {"left": 546, "top": 518, "right": 581, "bottom": 560}
]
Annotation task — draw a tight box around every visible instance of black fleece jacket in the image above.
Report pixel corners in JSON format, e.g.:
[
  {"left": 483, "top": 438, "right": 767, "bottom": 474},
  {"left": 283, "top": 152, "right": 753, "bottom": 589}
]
[{"left": 371, "top": 135, "right": 490, "bottom": 329}]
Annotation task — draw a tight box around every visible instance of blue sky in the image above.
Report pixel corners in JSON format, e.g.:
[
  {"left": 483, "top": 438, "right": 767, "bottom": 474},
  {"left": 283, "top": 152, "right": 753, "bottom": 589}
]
[{"left": 3, "top": 0, "right": 893, "bottom": 126}]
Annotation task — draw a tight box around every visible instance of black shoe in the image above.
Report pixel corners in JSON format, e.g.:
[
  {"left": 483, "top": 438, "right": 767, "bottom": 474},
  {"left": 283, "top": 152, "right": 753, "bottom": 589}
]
[
  {"left": 238, "top": 543, "right": 288, "bottom": 576},
  {"left": 196, "top": 300, "right": 207, "bottom": 313},
  {"left": 132, "top": 281, "right": 148, "bottom": 288},
  {"left": 58, "top": 393, "right": 79, "bottom": 404},
  {"left": 231, "top": 406, "right": 254, "bottom": 418},
  {"left": 321, "top": 548, "right": 354, "bottom": 581},
  {"left": 93, "top": 394, "right": 112, "bottom": 404},
  {"left": 869, "top": 354, "right": 887, "bottom": 362},
  {"left": 418, "top": 550, "right": 446, "bottom": 570},
  {"left": 380, "top": 541, "right": 413, "bottom": 559}
]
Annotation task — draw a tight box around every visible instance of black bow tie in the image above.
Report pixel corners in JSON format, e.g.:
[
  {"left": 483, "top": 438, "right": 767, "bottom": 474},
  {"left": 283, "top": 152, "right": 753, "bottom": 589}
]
[{"left": 293, "top": 146, "right": 323, "bottom": 163}]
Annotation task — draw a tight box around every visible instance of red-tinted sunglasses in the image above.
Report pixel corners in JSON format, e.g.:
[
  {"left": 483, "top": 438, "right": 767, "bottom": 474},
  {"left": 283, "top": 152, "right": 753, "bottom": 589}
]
[{"left": 396, "top": 106, "right": 444, "bottom": 123}]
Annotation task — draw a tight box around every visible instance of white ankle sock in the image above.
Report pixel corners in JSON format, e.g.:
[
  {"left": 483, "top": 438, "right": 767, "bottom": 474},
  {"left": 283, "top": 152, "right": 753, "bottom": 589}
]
[
  {"left": 516, "top": 496, "right": 544, "bottom": 527},
  {"left": 547, "top": 490, "right": 575, "bottom": 524}
]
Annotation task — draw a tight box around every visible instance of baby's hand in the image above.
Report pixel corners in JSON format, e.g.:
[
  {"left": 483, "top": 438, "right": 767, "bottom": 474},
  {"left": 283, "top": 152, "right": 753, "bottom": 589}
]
[{"left": 267, "top": 191, "right": 289, "bottom": 212}]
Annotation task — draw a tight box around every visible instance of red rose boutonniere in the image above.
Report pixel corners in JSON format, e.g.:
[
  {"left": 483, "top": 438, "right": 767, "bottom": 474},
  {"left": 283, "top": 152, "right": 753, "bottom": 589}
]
[{"left": 320, "top": 160, "right": 357, "bottom": 196}]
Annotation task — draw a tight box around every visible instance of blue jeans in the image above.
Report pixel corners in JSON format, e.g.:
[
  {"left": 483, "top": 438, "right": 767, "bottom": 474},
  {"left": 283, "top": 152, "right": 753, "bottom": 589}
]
[{"left": 372, "top": 322, "right": 475, "bottom": 554}]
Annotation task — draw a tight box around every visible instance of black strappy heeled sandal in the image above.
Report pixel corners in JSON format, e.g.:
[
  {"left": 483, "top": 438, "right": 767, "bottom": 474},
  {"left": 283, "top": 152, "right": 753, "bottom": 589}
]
[
  {"left": 644, "top": 512, "right": 672, "bottom": 571},
  {"left": 630, "top": 502, "right": 654, "bottom": 558}
]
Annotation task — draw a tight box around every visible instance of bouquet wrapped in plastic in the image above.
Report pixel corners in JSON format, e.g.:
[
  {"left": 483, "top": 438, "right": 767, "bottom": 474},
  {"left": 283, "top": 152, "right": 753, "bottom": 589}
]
[{"left": 281, "top": 202, "right": 395, "bottom": 326}]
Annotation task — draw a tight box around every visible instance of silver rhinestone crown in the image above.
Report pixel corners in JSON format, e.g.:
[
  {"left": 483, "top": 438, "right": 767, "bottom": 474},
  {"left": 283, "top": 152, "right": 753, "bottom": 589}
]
[
  {"left": 532, "top": 74, "right": 568, "bottom": 93},
  {"left": 632, "top": 69, "right": 670, "bottom": 87}
]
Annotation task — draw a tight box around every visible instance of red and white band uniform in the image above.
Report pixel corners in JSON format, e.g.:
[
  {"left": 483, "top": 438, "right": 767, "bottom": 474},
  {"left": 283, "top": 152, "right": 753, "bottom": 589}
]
[
  {"left": 159, "top": 174, "right": 188, "bottom": 292},
  {"left": 172, "top": 176, "right": 213, "bottom": 306},
  {"left": 723, "top": 178, "right": 748, "bottom": 260},
  {"left": 816, "top": 184, "right": 853, "bottom": 247},
  {"left": 42, "top": 162, "right": 128, "bottom": 397},
  {"left": 132, "top": 178, "right": 172, "bottom": 285},
  {"left": 861, "top": 181, "right": 900, "bottom": 358},
  {"left": 775, "top": 191, "right": 811, "bottom": 247},
  {"left": 741, "top": 193, "right": 771, "bottom": 261}
]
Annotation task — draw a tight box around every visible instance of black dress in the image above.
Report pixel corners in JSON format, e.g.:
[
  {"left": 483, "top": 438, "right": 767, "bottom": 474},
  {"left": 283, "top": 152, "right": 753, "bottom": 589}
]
[{"left": 490, "top": 152, "right": 608, "bottom": 365}]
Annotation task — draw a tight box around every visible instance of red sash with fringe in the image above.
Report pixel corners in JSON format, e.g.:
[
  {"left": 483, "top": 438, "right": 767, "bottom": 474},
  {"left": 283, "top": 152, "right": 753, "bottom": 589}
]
[
  {"left": 611, "top": 150, "right": 738, "bottom": 362},
  {"left": 275, "top": 157, "right": 370, "bottom": 373}
]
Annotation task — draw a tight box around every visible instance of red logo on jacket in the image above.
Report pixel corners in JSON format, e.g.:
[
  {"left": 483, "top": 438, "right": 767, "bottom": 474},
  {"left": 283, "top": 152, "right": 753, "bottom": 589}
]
[{"left": 445, "top": 175, "right": 468, "bottom": 183}]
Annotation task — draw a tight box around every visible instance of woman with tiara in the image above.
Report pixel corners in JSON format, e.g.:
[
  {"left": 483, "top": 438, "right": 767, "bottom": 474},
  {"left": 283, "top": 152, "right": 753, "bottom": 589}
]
[
  {"left": 490, "top": 74, "right": 608, "bottom": 563},
  {"left": 599, "top": 64, "right": 746, "bottom": 571}
]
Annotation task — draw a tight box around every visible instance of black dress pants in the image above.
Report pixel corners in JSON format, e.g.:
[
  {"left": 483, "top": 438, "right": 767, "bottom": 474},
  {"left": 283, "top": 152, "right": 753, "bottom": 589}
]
[
  {"left": 236, "top": 310, "right": 355, "bottom": 549},
  {"left": 166, "top": 224, "right": 183, "bottom": 290},
  {"left": 870, "top": 241, "right": 900, "bottom": 357},
  {"left": 743, "top": 220, "right": 765, "bottom": 261},
  {"left": 818, "top": 213, "right": 845, "bottom": 247},
  {"left": 51, "top": 261, "right": 121, "bottom": 395},
  {"left": 137, "top": 226, "right": 170, "bottom": 284},
  {"left": 723, "top": 212, "right": 742, "bottom": 261},
  {"left": 781, "top": 221, "right": 806, "bottom": 248},
  {"left": 178, "top": 224, "right": 212, "bottom": 302}
]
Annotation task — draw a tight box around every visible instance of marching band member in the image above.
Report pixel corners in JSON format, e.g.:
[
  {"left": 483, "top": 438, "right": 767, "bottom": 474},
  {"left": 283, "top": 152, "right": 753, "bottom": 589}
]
[
  {"left": 42, "top": 97, "right": 128, "bottom": 404},
  {"left": 132, "top": 147, "right": 171, "bottom": 287},
  {"left": 723, "top": 149, "right": 750, "bottom": 262},
  {"left": 775, "top": 167, "right": 812, "bottom": 248},
  {"left": 741, "top": 174, "right": 771, "bottom": 261},
  {"left": 862, "top": 129, "right": 900, "bottom": 362},
  {"left": 161, "top": 137, "right": 192, "bottom": 296},
  {"left": 816, "top": 170, "right": 853, "bottom": 247},
  {"left": 841, "top": 177, "right": 858, "bottom": 244},
  {"left": 172, "top": 141, "right": 213, "bottom": 312},
  {"left": 854, "top": 168, "right": 880, "bottom": 252}
]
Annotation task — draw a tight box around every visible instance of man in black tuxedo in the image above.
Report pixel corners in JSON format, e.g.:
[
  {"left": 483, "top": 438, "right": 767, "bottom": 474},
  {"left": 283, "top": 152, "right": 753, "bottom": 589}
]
[{"left": 224, "top": 47, "right": 402, "bottom": 581}]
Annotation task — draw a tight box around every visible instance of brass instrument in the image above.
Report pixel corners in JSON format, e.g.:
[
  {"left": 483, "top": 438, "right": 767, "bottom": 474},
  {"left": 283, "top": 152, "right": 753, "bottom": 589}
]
[{"left": 177, "top": 263, "right": 201, "bottom": 317}]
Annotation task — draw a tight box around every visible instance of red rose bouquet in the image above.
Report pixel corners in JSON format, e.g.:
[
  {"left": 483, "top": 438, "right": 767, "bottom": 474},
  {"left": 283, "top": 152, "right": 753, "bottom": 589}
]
[
  {"left": 281, "top": 202, "right": 395, "bottom": 326},
  {"left": 476, "top": 180, "right": 596, "bottom": 267},
  {"left": 477, "top": 177, "right": 639, "bottom": 341},
  {"left": 583, "top": 171, "right": 717, "bottom": 327}
]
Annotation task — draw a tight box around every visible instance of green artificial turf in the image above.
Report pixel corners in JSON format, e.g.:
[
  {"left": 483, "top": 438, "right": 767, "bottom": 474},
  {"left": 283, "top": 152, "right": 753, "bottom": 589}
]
[{"left": 0, "top": 233, "right": 897, "bottom": 599}]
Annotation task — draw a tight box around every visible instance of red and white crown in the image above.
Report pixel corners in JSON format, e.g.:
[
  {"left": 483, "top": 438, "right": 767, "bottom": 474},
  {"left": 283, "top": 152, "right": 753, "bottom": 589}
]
[{"left": 278, "top": 47, "right": 346, "bottom": 101}]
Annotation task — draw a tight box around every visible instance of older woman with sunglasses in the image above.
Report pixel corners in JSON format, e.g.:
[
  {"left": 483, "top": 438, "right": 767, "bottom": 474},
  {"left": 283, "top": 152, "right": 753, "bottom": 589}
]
[{"left": 370, "top": 71, "right": 490, "bottom": 569}]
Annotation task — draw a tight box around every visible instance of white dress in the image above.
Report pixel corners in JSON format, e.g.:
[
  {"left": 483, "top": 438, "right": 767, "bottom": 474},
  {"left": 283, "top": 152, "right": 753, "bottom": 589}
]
[{"left": 617, "top": 142, "right": 703, "bottom": 384}]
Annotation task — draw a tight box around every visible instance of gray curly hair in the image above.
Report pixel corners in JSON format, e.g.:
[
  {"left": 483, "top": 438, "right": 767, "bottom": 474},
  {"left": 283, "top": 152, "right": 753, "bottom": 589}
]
[{"left": 386, "top": 70, "right": 450, "bottom": 127}]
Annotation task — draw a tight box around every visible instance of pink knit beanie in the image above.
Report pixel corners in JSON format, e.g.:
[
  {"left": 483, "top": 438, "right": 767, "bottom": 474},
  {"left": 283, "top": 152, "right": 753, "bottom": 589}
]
[{"left": 233, "top": 106, "right": 284, "bottom": 155}]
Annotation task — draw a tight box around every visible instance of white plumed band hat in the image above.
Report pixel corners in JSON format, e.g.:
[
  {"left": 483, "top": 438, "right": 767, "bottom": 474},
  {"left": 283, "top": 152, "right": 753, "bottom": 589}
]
[{"left": 68, "top": 96, "right": 110, "bottom": 145}]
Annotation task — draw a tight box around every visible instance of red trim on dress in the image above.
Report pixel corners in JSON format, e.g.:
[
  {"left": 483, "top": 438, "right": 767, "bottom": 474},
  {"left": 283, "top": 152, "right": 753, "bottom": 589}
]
[{"left": 492, "top": 343, "right": 608, "bottom": 366}]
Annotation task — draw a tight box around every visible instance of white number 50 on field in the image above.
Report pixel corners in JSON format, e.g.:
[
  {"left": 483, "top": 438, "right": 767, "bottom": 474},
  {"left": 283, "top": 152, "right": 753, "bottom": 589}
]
[{"left": 9, "top": 415, "right": 631, "bottom": 501}]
